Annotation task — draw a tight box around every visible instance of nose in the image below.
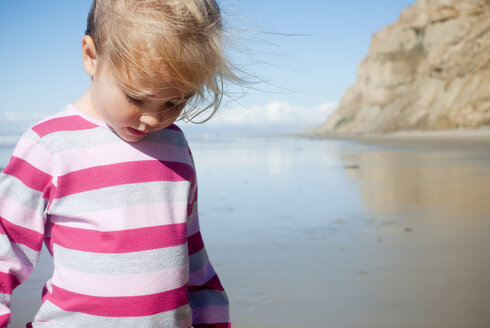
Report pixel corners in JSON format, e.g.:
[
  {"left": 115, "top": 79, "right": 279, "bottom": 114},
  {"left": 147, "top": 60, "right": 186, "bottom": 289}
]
[{"left": 139, "top": 113, "right": 161, "bottom": 129}]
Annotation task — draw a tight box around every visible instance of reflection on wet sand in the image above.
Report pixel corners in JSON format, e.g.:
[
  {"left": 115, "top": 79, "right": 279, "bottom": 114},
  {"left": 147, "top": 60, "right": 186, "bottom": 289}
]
[
  {"left": 336, "top": 147, "right": 490, "bottom": 328},
  {"left": 341, "top": 150, "right": 490, "bottom": 220}
]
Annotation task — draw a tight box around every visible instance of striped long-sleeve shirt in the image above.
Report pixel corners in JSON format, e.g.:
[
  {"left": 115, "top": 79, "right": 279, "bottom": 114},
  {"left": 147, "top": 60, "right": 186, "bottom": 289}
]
[{"left": 0, "top": 105, "right": 230, "bottom": 327}]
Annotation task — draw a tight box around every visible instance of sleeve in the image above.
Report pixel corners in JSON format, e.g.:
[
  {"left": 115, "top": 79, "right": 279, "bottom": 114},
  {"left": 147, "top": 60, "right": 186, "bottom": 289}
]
[
  {"left": 186, "top": 152, "right": 231, "bottom": 328},
  {"left": 0, "top": 130, "right": 54, "bottom": 327}
]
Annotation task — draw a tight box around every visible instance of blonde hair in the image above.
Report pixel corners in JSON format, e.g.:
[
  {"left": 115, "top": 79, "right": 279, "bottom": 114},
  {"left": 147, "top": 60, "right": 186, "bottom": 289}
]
[{"left": 85, "top": 0, "right": 239, "bottom": 122}]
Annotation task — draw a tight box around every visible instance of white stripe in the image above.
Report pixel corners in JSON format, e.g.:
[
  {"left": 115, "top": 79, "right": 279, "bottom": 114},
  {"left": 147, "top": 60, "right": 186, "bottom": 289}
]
[
  {"left": 51, "top": 264, "right": 189, "bottom": 297},
  {"left": 187, "top": 204, "right": 200, "bottom": 237},
  {"left": 189, "top": 261, "right": 216, "bottom": 286},
  {"left": 53, "top": 243, "right": 188, "bottom": 275},
  {"left": 50, "top": 201, "right": 188, "bottom": 232},
  {"left": 49, "top": 180, "right": 191, "bottom": 215},
  {"left": 11, "top": 136, "right": 53, "bottom": 174},
  {"left": 189, "top": 248, "right": 209, "bottom": 273},
  {"left": 0, "top": 235, "right": 40, "bottom": 267},
  {"left": 0, "top": 194, "right": 45, "bottom": 234},
  {"left": 0, "top": 256, "right": 34, "bottom": 283},
  {"left": 0, "top": 294, "right": 12, "bottom": 311},
  {"left": 53, "top": 141, "right": 192, "bottom": 175}
]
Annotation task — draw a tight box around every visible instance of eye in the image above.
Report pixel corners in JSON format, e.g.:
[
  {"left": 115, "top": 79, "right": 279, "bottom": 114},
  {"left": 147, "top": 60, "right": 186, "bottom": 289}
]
[{"left": 126, "top": 94, "right": 144, "bottom": 106}]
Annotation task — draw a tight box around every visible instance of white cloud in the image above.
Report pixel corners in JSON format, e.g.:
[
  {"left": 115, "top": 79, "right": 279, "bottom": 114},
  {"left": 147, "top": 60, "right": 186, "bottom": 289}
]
[
  {"left": 1, "top": 111, "right": 43, "bottom": 122},
  {"left": 181, "top": 101, "right": 338, "bottom": 136},
  {"left": 206, "top": 101, "right": 338, "bottom": 127},
  {"left": 0, "top": 111, "right": 45, "bottom": 136}
]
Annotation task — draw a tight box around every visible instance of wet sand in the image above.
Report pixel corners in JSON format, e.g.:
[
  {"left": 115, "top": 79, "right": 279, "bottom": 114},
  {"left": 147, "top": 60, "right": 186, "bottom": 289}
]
[
  {"left": 6, "top": 133, "right": 490, "bottom": 327},
  {"left": 305, "top": 127, "right": 490, "bottom": 150},
  {"left": 203, "top": 134, "right": 490, "bottom": 328}
]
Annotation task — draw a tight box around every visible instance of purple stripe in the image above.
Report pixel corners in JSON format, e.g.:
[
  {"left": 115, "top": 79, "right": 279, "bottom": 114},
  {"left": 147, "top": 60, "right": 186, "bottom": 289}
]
[{"left": 188, "top": 231, "right": 205, "bottom": 256}]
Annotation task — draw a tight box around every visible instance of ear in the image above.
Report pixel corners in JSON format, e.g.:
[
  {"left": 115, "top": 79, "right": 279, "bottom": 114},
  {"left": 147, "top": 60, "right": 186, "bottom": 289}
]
[{"left": 81, "top": 35, "right": 98, "bottom": 77}]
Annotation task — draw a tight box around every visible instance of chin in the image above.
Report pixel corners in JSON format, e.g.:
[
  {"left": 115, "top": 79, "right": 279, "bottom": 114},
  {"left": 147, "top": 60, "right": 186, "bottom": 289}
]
[
  {"left": 114, "top": 131, "right": 143, "bottom": 143},
  {"left": 124, "top": 135, "right": 145, "bottom": 143}
]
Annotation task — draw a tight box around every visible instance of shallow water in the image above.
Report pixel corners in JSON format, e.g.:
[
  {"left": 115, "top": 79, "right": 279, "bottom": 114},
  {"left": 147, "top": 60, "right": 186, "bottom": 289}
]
[{"left": 4, "top": 135, "right": 490, "bottom": 328}]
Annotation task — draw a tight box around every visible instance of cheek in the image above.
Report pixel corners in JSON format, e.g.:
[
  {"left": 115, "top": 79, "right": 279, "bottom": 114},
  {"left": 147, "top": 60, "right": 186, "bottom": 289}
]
[
  {"left": 168, "top": 108, "right": 184, "bottom": 121},
  {"left": 94, "top": 89, "right": 135, "bottom": 124}
]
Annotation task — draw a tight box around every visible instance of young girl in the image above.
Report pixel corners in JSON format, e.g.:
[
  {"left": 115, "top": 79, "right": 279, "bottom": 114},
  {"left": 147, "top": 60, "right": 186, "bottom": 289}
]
[{"left": 0, "top": 1, "right": 236, "bottom": 327}]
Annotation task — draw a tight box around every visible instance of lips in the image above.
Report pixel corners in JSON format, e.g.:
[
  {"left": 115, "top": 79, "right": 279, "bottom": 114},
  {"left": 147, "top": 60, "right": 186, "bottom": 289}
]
[{"left": 127, "top": 127, "right": 149, "bottom": 137}]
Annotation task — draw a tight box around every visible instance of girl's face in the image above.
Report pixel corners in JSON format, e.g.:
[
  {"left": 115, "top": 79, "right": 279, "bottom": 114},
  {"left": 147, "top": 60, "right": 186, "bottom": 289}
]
[{"left": 89, "top": 64, "right": 188, "bottom": 142}]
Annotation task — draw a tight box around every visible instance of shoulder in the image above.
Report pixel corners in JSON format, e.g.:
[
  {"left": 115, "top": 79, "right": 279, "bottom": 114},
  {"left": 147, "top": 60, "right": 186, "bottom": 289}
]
[
  {"left": 11, "top": 106, "right": 92, "bottom": 172},
  {"left": 30, "top": 106, "right": 98, "bottom": 139},
  {"left": 146, "top": 124, "right": 190, "bottom": 150},
  {"left": 166, "top": 123, "right": 184, "bottom": 134}
]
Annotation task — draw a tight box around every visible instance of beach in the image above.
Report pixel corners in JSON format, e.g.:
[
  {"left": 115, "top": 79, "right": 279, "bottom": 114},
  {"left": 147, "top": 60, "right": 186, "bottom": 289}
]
[
  {"left": 3, "top": 130, "right": 490, "bottom": 327},
  {"left": 303, "top": 127, "right": 490, "bottom": 150}
]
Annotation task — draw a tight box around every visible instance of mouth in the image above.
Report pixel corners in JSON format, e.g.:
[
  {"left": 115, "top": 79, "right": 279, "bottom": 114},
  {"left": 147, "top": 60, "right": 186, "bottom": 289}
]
[{"left": 127, "top": 127, "right": 149, "bottom": 137}]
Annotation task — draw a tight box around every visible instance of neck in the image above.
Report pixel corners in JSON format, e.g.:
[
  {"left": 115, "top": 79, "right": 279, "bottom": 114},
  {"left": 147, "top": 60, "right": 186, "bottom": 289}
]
[{"left": 74, "top": 90, "right": 100, "bottom": 120}]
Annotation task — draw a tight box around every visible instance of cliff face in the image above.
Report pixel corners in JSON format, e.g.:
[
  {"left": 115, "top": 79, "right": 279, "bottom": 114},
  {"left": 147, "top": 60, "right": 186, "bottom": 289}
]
[{"left": 316, "top": 0, "right": 490, "bottom": 134}]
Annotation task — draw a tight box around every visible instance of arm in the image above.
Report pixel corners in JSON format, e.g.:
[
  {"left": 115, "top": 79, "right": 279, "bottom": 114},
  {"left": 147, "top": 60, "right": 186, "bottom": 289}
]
[
  {"left": 186, "top": 159, "right": 230, "bottom": 328},
  {"left": 0, "top": 131, "right": 53, "bottom": 326}
]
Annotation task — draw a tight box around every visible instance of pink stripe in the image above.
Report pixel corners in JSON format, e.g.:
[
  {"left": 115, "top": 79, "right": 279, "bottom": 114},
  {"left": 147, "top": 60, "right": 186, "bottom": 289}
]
[
  {"left": 32, "top": 115, "right": 98, "bottom": 137},
  {"left": 0, "top": 216, "right": 44, "bottom": 251},
  {"left": 0, "top": 313, "right": 9, "bottom": 327},
  {"left": 188, "top": 231, "right": 205, "bottom": 256},
  {"left": 50, "top": 201, "right": 188, "bottom": 231},
  {"left": 51, "top": 264, "right": 189, "bottom": 297},
  {"left": 0, "top": 272, "right": 21, "bottom": 294},
  {"left": 50, "top": 223, "right": 187, "bottom": 253},
  {"left": 3, "top": 157, "right": 52, "bottom": 192},
  {"left": 54, "top": 142, "right": 191, "bottom": 175},
  {"left": 41, "top": 286, "right": 50, "bottom": 304},
  {"left": 192, "top": 306, "right": 230, "bottom": 326},
  {"left": 46, "top": 284, "right": 189, "bottom": 317},
  {"left": 45, "top": 236, "right": 53, "bottom": 255},
  {"left": 42, "top": 280, "right": 53, "bottom": 304},
  {"left": 0, "top": 195, "right": 45, "bottom": 233},
  {"left": 188, "top": 275, "right": 224, "bottom": 293},
  {"left": 12, "top": 137, "right": 53, "bottom": 173},
  {"left": 55, "top": 160, "right": 194, "bottom": 197}
]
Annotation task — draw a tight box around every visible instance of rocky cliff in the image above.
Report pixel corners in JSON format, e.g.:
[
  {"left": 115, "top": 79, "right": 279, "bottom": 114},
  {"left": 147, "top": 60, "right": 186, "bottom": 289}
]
[{"left": 315, "top": 0, "right": 490, "bottom": 134}]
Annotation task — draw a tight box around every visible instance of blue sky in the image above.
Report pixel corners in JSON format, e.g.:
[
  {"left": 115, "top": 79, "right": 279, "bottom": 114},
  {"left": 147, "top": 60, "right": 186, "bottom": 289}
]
[{"left": 0, "top": 0, "right": 417, "bottom": 134}]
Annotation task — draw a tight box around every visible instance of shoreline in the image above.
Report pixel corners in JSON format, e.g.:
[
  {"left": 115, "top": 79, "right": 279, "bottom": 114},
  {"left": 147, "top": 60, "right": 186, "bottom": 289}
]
[{"left": 298, "top": 127, "right": 490, "bottom": 150}]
